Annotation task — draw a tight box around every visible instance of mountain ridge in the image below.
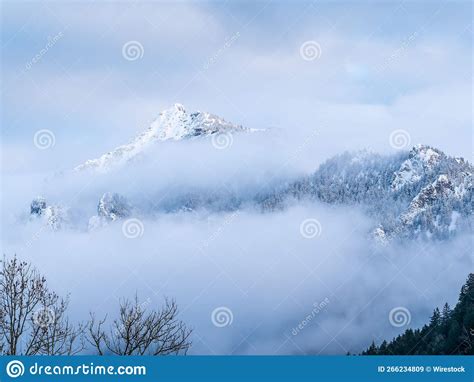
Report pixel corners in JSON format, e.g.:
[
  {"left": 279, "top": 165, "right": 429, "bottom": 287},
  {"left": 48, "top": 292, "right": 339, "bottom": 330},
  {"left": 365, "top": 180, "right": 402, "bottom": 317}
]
[
  {"left": 27, "top": 101, "right": 473, "bottom": 243},
  {"left": 31, "top": 144, "right": 473, "bottom": 242},
  {"left": 74, "top": 104, "right": 251, "bottom": 173},
  {"left": 261, "top": 144, "right": 472, "bottom": 242}
]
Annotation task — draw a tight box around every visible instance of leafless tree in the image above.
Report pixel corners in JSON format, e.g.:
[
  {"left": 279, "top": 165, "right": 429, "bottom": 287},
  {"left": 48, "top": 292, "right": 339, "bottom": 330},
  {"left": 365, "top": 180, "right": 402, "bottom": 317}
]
[
  {"left": 0, "top": 256, "right": 84, "bottom": 355},
  {"left": 87, "top": 296, "right": 192, "bottom": 355}
]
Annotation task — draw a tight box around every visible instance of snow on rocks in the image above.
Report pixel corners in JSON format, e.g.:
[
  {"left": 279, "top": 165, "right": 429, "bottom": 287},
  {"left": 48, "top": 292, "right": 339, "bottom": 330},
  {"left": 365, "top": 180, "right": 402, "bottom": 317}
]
[{"left": 74, "top": 104, "right": 249, "bottom": 173}]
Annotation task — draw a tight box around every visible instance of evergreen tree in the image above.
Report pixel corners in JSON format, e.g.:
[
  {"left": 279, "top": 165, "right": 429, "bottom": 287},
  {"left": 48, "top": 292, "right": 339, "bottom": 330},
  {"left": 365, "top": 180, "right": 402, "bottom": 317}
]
[{"left": 363, "top": 274, "right": 474, "bottom": 355}]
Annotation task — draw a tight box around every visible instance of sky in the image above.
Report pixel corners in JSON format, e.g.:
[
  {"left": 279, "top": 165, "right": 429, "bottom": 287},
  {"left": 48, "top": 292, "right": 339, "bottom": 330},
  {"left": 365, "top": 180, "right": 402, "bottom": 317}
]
[
  {"left": 0, "top": 1, "right": 473, "bottom": 355},
  {"left": 1, "top": 0, "right": 472, "bottom": 174}
]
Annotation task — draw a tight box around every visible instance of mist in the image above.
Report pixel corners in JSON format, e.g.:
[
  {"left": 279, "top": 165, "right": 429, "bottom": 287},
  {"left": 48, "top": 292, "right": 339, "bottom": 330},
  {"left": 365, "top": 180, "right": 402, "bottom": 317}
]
[
  {"left": 0, "top": 135, "right": 471, "bottom": 354},
  {"left": 1, "top": 0, "right": 472, "bottom": 355}
]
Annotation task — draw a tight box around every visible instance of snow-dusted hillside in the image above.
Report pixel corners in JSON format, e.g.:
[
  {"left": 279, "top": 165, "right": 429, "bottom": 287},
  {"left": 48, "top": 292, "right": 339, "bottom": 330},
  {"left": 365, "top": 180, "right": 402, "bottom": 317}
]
[
  {"left": 28, "top": 100, "right": 472, "bottom": 244},
  {"left": 74, "top": 104, "right": 250, "bottom": 172},
  {"left": 264, "top": 144, "right": 473, "bottom": 242}
]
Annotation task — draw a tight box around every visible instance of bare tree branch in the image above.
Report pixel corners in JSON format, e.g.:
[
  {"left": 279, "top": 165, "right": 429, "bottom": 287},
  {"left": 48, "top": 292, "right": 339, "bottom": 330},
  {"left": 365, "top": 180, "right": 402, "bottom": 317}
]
[
  {"left": 87, "top": 295, "right": 192, "bottom": 355},
  {"left": 0, "top": 255, "right": 84, "bottom": 355}
]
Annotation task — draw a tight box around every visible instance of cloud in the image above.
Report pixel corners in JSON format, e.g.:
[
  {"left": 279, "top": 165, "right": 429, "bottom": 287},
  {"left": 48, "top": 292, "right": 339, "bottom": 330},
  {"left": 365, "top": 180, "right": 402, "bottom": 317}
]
[
  {"left": 1, "top": 189, "right": 471, "bottom": 354},
  {"left": 1, "top": 132, "right": 472, "bottom": 354},
  {"left": 2, "top": 1, "right": 471, "bottom": 163},
  {"left": 0, "top": 1, "right": 471, "bottom": 355}
]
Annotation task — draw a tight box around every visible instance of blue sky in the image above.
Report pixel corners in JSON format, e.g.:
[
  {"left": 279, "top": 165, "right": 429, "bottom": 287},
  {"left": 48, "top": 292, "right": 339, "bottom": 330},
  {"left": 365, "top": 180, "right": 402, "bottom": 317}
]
[
  {"left": 1, "top": 1, "right": 472, "bottom": 172},
  {"left": 0, "top": 2, "right": 472, "bottom": 355}
]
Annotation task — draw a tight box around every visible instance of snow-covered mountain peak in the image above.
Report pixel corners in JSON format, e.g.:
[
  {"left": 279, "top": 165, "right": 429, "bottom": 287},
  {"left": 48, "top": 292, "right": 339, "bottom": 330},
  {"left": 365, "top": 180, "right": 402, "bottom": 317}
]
[
  {"left": 29, "top": 196, "right": 68, "bottom": 231},
  {"left": 391, "top": 145, "right": 444, "bottom": 191},
  {"left": 261, "top": 144, "right": 471, "bottom": 241},
  {"left": 410, "top": 144, "right": 443, "bottom": 165},
  {"left": 74, "top": 104, "right": 248, "bottom": 172},
  {"left": 173, "top": 103, "right": 186, "bottom": 112}
]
